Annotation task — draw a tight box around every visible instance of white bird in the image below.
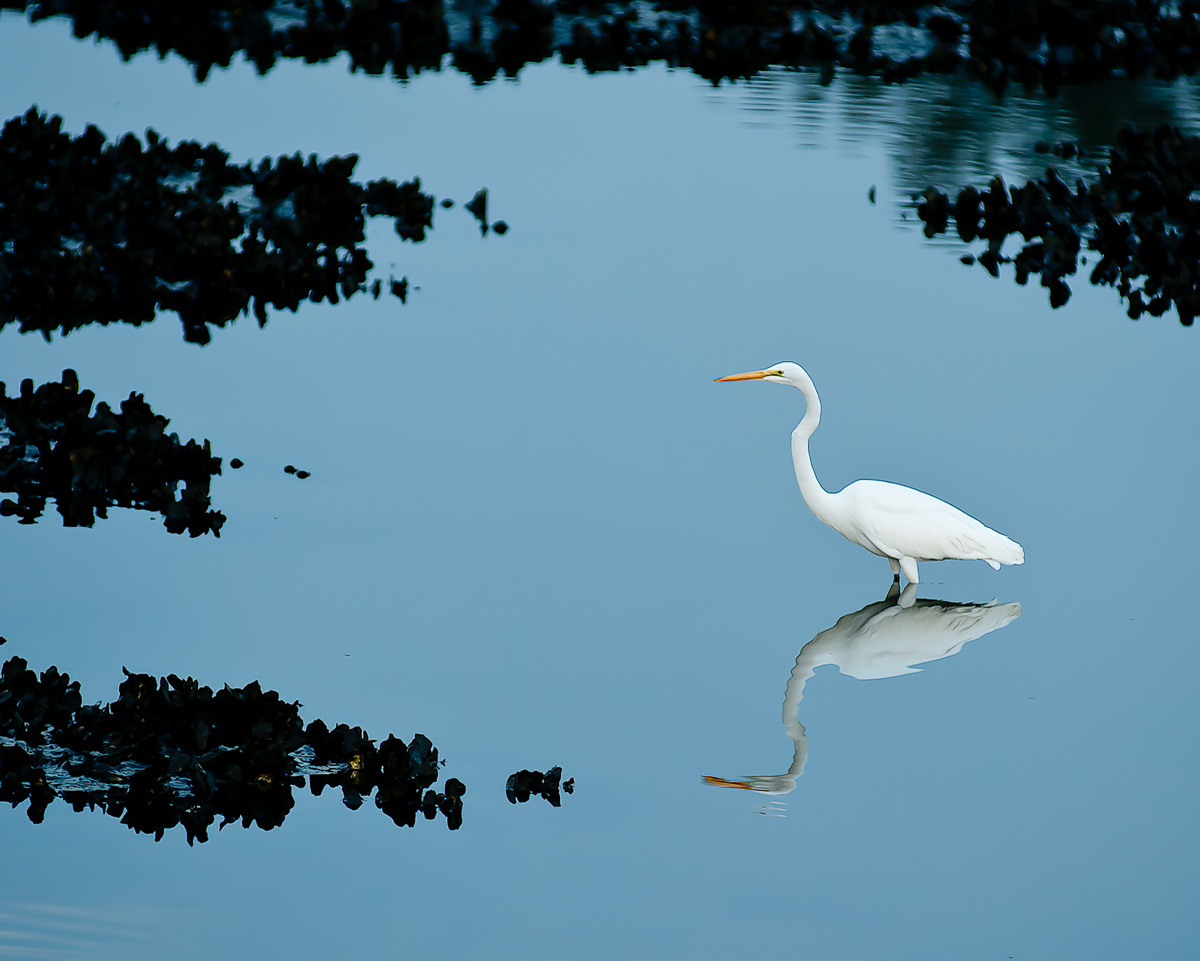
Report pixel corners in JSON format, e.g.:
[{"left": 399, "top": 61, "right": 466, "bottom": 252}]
[{"left": 716, "top": 362, "right": 1023, "bottom": 584}]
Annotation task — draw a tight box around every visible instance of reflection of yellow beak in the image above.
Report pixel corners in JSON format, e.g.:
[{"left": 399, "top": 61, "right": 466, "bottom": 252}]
[
  {"left": 702, "top": 775, "right": 757, "bottom": 791},
  {"left": 714, "top": 370, "right": 769, "bottom": 382}
]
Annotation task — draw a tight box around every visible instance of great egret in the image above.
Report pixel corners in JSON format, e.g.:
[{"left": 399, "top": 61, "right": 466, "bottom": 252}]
[
  {"left": 704, "top": 582, "right": 1022, "bottom": 796},
  {"left": 716, "top": 362, "right": 1023, "bottom": 584}
]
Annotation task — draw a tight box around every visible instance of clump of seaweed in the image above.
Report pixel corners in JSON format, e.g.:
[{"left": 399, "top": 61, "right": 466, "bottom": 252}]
[
  {"left": 0, "top": 655, "right": 464, "bottom": 843},
  {"left": 917, "top": 125, "right": 1200, "bottom": 324},
  {"left": 0, "top": 108, "right": 451, "bottom": 344},
  {"left": 0, "top": 370, "right": 225, "bottom": 536},
  {"left": 9, "top": 1, "right": 1200, "bottom": 92}
]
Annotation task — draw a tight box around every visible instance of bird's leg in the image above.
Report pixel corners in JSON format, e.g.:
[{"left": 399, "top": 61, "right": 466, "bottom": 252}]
[
  {"left": 888, "top": 557, "right": 901, "bottom": 582},
  {"left": 899, "top": 556, "right": 919, "bottom": 584}
]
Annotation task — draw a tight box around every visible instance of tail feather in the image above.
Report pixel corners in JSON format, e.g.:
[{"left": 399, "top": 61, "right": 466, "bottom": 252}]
[{"left": 986, "top": 531, "right": 1024, "bottom": 567}]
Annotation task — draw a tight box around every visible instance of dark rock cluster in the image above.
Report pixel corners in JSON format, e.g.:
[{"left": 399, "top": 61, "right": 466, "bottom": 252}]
[
  {"left": 557, "top": 0, "right": 1200, "bottom": 90},
  {"left": 505, "top": 765, "right": 573, "bottom": 806},
  {"left": 916, "top": 124, "right": 1200, "bottom": 324},
  {"left": 0, "top": 654, "right": 464, "bottom": 843},
  {"left": 305, "top": 719, "right": 465, "bottom": 831},
  {"left": 0, "top": 369, "right": 225, "bottom": 536},
  {"left": 959, "top": 0, "right": 1200, "bottom": 95},
  {"left": 10, "top": 1, "right": 1200, "bottom": 92},
  {"left": 0, "top": 108, "right": 438, "bottom": 345}
]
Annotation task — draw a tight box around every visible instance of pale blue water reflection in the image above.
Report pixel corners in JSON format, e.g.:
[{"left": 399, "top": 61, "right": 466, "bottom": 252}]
[
  {"left": 1, "top": 12, "right": 1198, "bottom": 961},
  {"left": 706, "top": 583, "right": 1021, "bottom": 801},
  {"left": 710, "top": 68, "right": 1200, "bottom": 190}
]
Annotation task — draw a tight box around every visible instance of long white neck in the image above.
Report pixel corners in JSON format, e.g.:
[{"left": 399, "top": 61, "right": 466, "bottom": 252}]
[{"left": 788, "top": 368, "right": 836, "bottom": 520}]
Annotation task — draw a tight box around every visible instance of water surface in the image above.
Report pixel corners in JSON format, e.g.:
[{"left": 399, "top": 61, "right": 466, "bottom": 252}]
[{"left": 1, "top": 14, "right": 1198, "bottom": 960}]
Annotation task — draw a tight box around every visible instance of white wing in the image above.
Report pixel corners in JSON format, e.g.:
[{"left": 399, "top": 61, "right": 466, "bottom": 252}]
[{"left": 834, "top": 480, "right": 1024, "bottom": 565}]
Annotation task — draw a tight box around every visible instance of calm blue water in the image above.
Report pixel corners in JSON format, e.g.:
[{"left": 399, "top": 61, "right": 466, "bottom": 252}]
[{"left": 2, "top": 13, "right": 1198, "bottom": 960}]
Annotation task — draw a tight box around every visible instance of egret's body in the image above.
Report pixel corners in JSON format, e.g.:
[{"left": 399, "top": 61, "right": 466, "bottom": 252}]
[{"left": 717, "top": 362, "right": 1023, "bottom": 583}]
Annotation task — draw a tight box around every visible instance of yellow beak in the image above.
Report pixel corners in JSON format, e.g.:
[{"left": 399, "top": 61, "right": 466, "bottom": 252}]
[
  {"left": 702, "top": 775, "right": 756, "bottom": 791},
  {"left": 714, "top": 369, "right": 769, "bottom": 382}
]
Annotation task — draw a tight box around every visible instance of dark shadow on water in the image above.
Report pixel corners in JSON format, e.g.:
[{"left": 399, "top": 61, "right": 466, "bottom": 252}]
[
  {"left": 716, "top": 71, "right": 1200, "bottom": 325},
  {"left": 0, "top": 108, "right": 501, "bottom": 345},
  {"left": 8, "top": 13, "right": 1200, "bottom": 332},
  {"left": 0, "top": 646, "right": 466, "bottom": 843},
  {"left": 0, "top": 644, "right": 578, "bottom": 841},
  {"left": 1, "top": 369, "right": 225, "bottom": 537},
  {"left": 915, "top": 126, "right": 1200, "bottom": 324},
  {"left": 704, "top": 582, "right": 1020, "bottom": 810},
  {"left": 10, "top": 1, "right": 1200, "bottom": 94}
]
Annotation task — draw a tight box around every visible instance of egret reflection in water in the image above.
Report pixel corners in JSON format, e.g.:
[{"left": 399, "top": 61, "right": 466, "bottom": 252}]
[{"left": 705, "top": 583, "right": 1021, "bottom": 800}]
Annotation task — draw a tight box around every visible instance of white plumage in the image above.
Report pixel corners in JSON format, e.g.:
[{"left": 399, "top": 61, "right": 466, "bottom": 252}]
[
  {"left": 716, "top": 362, "right": 1024, "bottom": 584},
  {"left": 704, "top": 582, "right": 1022, "bottom": 796}
]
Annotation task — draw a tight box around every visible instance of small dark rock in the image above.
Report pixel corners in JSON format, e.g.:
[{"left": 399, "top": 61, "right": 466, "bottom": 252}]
[
  {"left": 464, "top": 188, "right": 488, "bottom": 235},
  {"left": 925, "top": 13, "right": 963, "bottom": 44},
  {"left": 506, "top": 766, "right": 568, "bottom": 807}
]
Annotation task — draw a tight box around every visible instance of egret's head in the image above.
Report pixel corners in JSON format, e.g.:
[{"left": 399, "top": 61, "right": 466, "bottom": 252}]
[{"left": 714, "top": 362, "right": 803, "bottom": 386}]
